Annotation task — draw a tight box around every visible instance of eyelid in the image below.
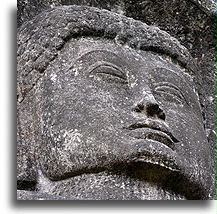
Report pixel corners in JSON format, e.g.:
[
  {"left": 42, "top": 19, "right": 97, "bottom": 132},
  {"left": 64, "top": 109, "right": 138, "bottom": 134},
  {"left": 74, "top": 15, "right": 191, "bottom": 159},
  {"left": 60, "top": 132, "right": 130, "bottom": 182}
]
[
  {"left": 89, "top": 61, "right": 127, "bottom": 80},
  {"left": 154, "top": 82, "right": 187, "bottom": 103}
]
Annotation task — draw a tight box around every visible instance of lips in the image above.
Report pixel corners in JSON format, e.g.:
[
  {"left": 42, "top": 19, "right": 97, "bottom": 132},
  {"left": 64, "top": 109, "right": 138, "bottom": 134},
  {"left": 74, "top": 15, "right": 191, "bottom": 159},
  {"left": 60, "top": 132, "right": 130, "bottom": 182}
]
[{"left": 124, "top": 119, "right": 178, "bottom": 150}]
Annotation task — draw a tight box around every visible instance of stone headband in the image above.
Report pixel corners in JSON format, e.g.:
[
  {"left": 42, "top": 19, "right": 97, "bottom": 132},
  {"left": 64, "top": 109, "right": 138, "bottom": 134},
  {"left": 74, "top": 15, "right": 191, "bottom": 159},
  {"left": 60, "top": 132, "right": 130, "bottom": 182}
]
[{"left": 17, "top": 5, "right": 197, "bottom": 103}]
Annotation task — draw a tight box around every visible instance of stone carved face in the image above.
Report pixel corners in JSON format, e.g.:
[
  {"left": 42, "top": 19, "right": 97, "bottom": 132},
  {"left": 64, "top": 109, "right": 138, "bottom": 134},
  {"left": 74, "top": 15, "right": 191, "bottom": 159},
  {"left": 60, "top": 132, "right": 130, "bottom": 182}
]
[{"left": 40, "top": 37, "right": 211, "bottom": 197}]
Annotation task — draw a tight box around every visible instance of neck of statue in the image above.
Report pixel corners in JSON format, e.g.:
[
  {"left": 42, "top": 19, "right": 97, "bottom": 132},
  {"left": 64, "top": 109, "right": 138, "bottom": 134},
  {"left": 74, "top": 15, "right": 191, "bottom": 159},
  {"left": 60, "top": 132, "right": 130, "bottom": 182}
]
[{"left": 36, "top": 170, "right": 186, "bottom": 200}]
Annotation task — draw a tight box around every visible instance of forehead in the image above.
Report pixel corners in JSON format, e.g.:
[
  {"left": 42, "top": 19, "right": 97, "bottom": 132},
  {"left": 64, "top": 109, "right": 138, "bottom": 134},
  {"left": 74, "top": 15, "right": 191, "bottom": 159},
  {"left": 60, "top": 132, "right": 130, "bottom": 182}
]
[{"left": 55, "top": 37, "right": 194, "bottom": 86}]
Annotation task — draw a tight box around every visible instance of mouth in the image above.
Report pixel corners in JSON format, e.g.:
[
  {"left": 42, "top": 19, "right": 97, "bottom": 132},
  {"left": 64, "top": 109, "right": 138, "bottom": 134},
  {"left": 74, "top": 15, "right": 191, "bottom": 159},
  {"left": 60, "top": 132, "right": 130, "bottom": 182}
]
[{"left": 123, "top": 120, "right": 179, "bottom": 150}]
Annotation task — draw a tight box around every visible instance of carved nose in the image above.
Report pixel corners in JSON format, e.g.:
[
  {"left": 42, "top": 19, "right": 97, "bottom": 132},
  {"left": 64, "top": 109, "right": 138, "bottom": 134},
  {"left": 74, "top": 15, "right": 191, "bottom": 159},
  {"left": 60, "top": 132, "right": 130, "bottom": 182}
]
[{"left": 132, "top": 100, "right": 166, "bottom": 120}]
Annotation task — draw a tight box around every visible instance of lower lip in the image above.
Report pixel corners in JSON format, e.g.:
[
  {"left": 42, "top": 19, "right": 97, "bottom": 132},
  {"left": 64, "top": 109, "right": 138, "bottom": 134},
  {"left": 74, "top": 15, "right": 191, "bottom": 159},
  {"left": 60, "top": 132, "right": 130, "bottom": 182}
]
[
  {"left": 126, "top": 128, "right": 175, "bottom": 149},
  {"left": 129, "top": 138, "right": 180, "bottom": 171}
]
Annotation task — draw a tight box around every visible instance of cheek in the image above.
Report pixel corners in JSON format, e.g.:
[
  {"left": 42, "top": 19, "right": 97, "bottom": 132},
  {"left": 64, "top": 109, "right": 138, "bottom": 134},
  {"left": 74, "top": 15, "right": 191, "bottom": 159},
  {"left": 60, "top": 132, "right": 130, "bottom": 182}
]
[
  {"left": 164, "top": 105, "right": 208, "bottom": 155},
  {"left": 165, "top": 106, "right": 203, "bottom": 137},
  {"left": 76, "top": 81, "right": 131, "bottom": 114},
  {"left": 52, "top": 87, "right": 127, "bottom": 135},
  {"left": 43, "top": 77, "right": 133, "bottom": 142}
]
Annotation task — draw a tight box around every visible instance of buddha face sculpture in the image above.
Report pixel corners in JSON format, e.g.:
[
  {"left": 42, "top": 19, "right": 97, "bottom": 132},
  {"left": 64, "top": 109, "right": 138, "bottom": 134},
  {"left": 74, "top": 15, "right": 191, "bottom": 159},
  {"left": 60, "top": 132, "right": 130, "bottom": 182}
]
[
  {"left": 39, "top": 38, "right": 211, "bottom": 197},
  {"left": 17, "top": 6, "right": 213, "bottom": 200}
]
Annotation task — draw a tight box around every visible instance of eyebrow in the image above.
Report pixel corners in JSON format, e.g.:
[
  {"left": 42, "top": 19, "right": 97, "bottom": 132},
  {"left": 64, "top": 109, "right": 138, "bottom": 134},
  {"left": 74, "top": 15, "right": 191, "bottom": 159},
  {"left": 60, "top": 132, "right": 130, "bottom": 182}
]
[
  {"left": 154, "top": 67, "right": 192, "bottom": 79},
  {"left": 75, "top": 49, "right": 124, "bottom": 62},
  {"left": 152, "top": 67, "right": 194, "bottom": 91},
  {"left": 140, "top": 46, "right": 192, "bottom": 72},
  {"left": 71, "top": 49, "right": 128, "bottom": 71}
]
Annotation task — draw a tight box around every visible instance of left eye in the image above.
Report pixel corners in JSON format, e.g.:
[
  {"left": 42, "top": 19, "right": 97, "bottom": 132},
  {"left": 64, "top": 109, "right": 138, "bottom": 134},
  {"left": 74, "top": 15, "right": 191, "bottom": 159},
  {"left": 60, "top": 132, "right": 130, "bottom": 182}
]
[{"left": 154, "top": 83, "right": 187, "bottom": 104}]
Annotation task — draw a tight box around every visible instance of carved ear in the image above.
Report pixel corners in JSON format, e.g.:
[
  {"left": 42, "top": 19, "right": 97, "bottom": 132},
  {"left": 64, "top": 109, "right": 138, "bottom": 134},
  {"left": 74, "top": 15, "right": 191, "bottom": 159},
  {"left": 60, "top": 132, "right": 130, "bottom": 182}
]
[
  {"left": 17, "top": 144, "right": 37, "bottom": 191},
  {"left": 205, "top": 128, "right": 216, "bottom": 143},
  {"left": 17, "top": 94, "right": 39, "bottom": 191}
]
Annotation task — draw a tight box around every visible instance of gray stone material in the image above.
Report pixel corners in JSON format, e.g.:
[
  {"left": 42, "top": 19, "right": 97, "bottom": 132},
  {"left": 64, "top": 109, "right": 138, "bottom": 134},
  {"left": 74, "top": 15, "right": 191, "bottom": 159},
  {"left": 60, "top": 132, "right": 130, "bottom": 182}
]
[
  {"left": 17, "top": 190, "right": 81, "bottom": 200},
  {"left": 17, "top": 4, "right": 215, "bottom": 200},
  {"left": 17, "top": 2, "right": 216, "bottom": 164}
]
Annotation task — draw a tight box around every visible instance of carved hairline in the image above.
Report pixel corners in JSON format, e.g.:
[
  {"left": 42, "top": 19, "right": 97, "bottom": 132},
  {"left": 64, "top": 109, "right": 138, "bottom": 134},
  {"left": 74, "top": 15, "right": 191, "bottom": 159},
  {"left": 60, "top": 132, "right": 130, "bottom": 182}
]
[{"left": 17, "top": 5, "right": 197, "bottom": 103}]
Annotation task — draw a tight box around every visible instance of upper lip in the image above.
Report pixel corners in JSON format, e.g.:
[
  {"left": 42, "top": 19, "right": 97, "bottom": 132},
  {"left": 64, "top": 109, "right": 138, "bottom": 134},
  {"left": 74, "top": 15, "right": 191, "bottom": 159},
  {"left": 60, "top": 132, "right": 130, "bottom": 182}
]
[{"left": 123, "top": 120, "right": 179, "bottom": 149}]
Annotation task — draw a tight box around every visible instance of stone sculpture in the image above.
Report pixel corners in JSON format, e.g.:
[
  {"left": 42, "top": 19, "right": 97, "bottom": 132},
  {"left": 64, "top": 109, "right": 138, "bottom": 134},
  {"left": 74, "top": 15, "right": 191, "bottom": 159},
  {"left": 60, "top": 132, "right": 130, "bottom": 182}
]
[{"left": 17, "top": 5, "right": 214, "bottom": 200}]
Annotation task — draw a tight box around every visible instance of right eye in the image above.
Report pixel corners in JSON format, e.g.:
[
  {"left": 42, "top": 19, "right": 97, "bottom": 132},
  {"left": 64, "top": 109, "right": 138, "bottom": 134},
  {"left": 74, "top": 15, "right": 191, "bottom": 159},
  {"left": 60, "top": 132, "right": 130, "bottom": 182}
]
[{"left": 90, "top": 64, "right": 128, "bottom": 84}]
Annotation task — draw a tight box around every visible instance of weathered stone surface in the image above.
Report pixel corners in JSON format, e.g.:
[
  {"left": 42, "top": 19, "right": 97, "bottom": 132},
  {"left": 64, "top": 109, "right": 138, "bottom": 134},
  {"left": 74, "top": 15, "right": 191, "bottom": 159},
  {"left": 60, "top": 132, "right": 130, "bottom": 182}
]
[
  {"left": 17, "top": 190, "right": 80, "bottom": 200},
  {"left": 17, "top": 2, "right": 216, "bottom": 168},
  {"left": 17, "top": 0, "right": 61, "bottom": 28},
  {"left": 17, "top": 1, "right": 216, "bottom": 28},
  {"left": 17, "top": 4, "right": 215, "bottom": 200}
]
